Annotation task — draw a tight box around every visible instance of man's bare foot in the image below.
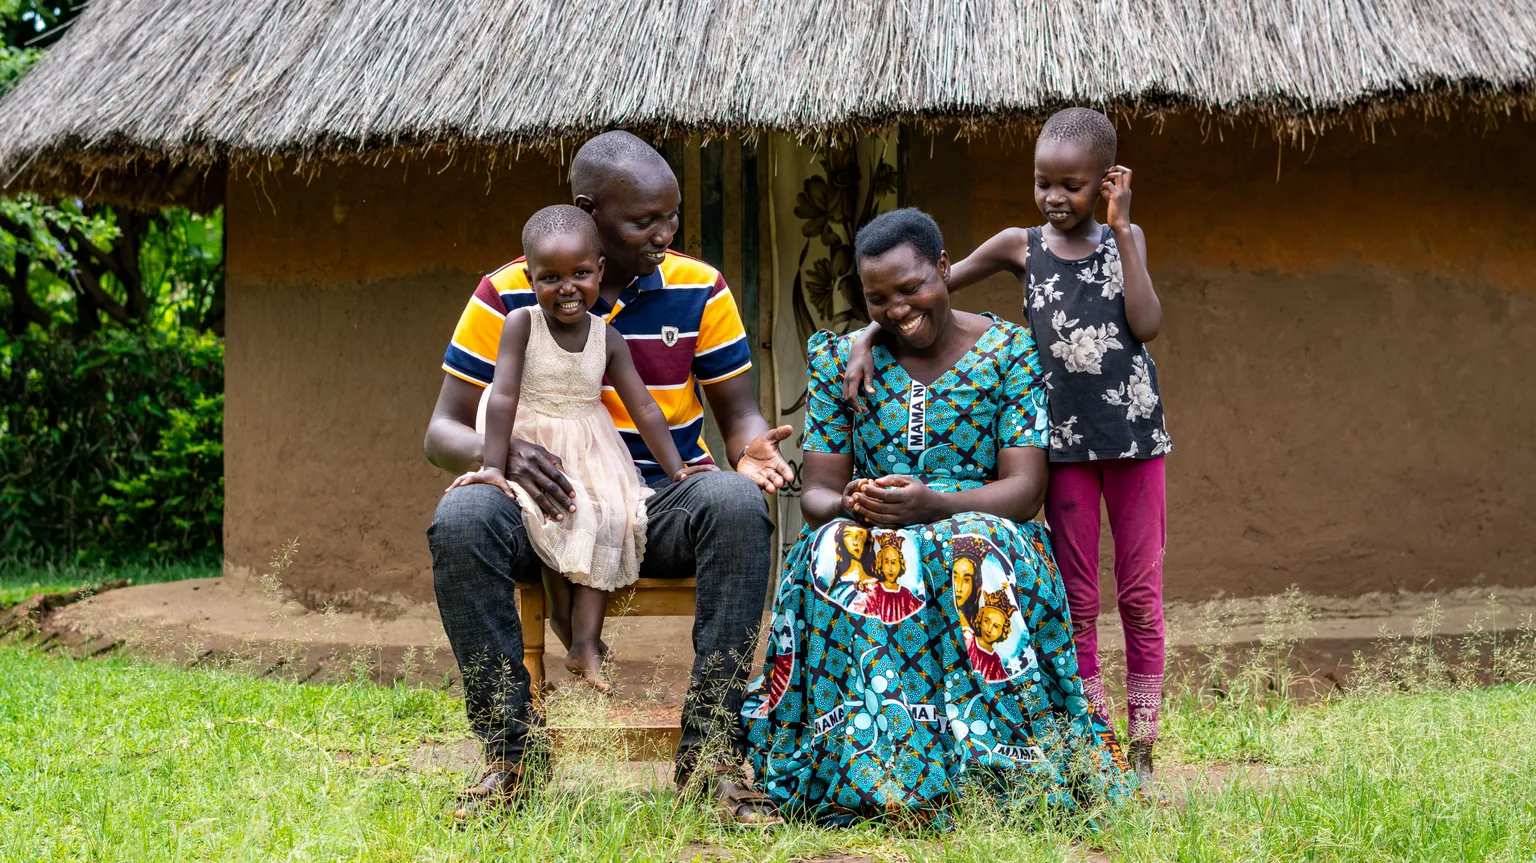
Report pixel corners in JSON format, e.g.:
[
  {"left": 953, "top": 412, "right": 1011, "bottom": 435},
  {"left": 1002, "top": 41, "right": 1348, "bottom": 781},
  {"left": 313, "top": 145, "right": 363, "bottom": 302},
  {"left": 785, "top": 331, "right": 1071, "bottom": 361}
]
[{"left": 564, "top": 644, "right": 611, "bottom": 693}]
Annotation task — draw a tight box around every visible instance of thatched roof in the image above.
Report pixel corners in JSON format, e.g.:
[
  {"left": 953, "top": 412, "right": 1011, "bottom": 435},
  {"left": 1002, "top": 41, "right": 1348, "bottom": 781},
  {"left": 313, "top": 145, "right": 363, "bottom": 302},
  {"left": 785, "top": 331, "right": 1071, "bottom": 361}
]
[{"left": 2, "top": 0, "right": 1534, "bottom": 205}]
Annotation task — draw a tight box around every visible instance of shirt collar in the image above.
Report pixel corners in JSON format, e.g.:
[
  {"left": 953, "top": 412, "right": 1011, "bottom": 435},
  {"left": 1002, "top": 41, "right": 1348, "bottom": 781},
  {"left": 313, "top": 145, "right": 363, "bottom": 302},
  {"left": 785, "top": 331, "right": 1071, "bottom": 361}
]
[
  {"left": 593, "top": 255, "right": 667, "bottom": 315},
  {"left": 634, "top": 260, "right": 667, "bottom": 292}
]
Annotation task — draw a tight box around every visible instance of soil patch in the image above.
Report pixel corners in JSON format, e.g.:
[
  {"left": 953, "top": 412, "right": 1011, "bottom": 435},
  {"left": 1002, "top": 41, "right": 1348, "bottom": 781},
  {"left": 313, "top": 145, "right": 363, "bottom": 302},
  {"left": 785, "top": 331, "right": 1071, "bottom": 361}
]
[
  {"left": 23, "top": 577, "right": 1536, "bottom": 694},
  {"left": 1, "top": 580, "right": 129, "bottom": 637}
]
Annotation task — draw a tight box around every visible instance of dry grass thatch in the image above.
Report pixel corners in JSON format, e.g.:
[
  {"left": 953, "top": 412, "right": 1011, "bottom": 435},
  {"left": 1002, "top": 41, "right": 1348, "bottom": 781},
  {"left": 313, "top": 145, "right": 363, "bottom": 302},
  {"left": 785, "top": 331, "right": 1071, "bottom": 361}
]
[{"left": 1, "top": 0, "right": 1534, "bottom": 202}]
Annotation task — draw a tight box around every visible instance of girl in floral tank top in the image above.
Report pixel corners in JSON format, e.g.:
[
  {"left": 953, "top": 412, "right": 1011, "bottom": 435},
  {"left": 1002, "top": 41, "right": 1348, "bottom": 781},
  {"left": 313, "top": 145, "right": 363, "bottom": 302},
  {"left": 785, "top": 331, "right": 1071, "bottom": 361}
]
[{"left": 844, "top": 109, "right": 1170, "bottom": 785}]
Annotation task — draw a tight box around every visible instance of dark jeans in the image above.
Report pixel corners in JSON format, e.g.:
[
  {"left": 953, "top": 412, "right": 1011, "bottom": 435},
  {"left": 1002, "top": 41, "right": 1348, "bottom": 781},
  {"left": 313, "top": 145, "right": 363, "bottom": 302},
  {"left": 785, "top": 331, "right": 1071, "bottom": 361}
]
[{"left": 427, "top": 470, "right": 774, "bottom": 769}]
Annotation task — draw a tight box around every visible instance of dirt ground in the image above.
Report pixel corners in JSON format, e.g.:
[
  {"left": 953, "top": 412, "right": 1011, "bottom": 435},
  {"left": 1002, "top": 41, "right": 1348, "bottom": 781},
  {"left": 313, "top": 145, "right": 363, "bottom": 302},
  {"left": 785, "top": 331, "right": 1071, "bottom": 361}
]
[{"left": 36, "top": 571, "right": 1536, "bottom": 699}]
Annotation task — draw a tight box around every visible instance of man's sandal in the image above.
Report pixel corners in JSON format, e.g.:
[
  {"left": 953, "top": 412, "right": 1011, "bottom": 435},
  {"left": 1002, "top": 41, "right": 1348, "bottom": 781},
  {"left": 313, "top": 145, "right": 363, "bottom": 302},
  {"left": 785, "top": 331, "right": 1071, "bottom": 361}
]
[
  {"left": 450, "top": 757, "right": 549, "bottom": 820},
  {"left": 689, "top": 764, "right": 783, "bottom": 827},
  {"left": 715, "top": 776, "right": 783, "bottom": 827}
]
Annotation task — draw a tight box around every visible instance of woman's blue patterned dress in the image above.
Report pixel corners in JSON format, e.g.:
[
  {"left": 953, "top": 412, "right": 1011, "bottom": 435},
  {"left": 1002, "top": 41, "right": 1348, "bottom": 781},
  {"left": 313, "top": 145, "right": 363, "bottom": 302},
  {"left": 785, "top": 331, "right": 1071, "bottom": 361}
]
[{"left": 742, "top": 318, "right": 1139, "bottom": 821}]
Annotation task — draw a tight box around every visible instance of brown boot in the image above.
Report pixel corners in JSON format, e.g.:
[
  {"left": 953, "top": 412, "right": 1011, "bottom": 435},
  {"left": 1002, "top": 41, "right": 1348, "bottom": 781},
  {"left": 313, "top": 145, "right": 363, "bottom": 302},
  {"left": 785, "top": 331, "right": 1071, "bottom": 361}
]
[{"left": 451, "top": 757, "right": 548, "bottom": 820}]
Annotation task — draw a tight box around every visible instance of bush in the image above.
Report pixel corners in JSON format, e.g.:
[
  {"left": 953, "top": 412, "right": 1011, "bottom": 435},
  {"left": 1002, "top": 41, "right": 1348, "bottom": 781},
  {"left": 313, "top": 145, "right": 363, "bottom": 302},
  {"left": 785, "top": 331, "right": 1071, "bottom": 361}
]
[
  {"left": 0, "top": 327, "right": 223, "bottom": 560},
  {"left": 98, "top": 393, "right": 223, "bottom": 557}
]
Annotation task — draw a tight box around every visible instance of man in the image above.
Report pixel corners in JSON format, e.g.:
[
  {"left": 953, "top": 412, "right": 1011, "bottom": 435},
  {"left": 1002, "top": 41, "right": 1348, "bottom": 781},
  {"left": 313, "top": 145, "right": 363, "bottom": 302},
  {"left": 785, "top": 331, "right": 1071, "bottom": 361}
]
[{"left": 424, "top": 131, "right": 792, "bottom": 823}]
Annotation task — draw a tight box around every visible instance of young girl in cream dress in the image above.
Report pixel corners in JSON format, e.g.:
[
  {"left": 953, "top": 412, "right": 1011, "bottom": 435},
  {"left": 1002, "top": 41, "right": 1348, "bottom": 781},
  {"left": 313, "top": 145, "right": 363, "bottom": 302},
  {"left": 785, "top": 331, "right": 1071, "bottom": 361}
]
[{"left": 451, "top": 205, "right": 712, "bottom": 690}]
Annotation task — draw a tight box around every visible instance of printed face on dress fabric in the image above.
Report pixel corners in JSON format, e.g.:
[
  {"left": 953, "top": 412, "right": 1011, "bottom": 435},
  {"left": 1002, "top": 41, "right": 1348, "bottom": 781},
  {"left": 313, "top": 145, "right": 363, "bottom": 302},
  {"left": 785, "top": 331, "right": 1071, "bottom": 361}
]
[
  {"left": 950, "top": 534, "right": 990, "bottom": 633},
  {"left": 951, "top": 534, "right": 1035, "bottom": 684},
  {"left": 812, "top": 523, "right": 926, "bottom": 626}
]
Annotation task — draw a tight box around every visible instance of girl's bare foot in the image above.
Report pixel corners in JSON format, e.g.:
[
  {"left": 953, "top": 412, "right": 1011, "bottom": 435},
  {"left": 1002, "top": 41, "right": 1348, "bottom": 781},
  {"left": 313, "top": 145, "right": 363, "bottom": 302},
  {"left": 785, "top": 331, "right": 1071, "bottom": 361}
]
[
  {"left": 565, "top": 644, "right": 611, "bottom": 693},
  {"left": 549, "top": 622, "right": 609, "bottom": 659}
]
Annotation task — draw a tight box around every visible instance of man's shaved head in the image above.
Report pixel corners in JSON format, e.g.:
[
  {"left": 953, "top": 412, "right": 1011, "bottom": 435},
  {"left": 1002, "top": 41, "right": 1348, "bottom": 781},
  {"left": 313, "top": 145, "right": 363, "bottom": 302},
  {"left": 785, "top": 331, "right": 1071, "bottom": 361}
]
[
  {"left": 567, "top": 130, "right": 681, "bottom": 282},
  {"left": 569, "top": 131, "right": 672, "bottom": 199}
]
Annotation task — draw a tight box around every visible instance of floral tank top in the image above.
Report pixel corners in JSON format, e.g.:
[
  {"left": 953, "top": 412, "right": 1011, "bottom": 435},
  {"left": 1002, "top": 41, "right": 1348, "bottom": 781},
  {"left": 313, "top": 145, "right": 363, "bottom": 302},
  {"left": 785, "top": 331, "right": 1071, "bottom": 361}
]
[{"left": 1023, "top": 225, "right": 1171, "bottom": 462}]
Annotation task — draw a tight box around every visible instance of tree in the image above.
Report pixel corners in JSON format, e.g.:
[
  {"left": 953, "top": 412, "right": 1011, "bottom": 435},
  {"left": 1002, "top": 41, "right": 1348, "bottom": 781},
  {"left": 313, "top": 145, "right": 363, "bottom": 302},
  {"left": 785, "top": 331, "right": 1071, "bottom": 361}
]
[
  {"left": 0, "top": 2, "right": 224, "bottom": 340},
  {"left": 1, "top": 1, "right": 226, "bottom": 560}
]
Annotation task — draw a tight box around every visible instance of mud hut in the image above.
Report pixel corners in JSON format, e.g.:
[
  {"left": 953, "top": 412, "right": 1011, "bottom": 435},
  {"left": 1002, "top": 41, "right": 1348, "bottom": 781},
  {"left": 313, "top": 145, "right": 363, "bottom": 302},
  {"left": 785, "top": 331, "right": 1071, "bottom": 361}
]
[{"left": 3, "top": 0, "right": 1534, "bottom": 605}]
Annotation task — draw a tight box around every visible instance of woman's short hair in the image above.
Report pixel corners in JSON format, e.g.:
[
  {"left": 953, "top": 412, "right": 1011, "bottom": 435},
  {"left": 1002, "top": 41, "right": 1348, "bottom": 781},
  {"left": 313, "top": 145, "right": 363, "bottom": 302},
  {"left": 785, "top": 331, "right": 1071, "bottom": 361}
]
[{"left": 855, "top": 208, "right": 944, "bottom": 266}]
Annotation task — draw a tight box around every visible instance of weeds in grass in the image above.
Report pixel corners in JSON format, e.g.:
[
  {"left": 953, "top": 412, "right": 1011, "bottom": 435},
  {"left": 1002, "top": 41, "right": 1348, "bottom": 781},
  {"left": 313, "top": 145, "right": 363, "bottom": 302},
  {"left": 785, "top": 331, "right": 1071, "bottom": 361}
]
[
  {"left": 1131, "top": 587, "right": 1320, "bottom": 766},
  {"left": 1351, "top": 594, "right": 1536, "bottom": 694},
  {"left": 5, "top": 636, "right": 1533, "bottom": 863}
]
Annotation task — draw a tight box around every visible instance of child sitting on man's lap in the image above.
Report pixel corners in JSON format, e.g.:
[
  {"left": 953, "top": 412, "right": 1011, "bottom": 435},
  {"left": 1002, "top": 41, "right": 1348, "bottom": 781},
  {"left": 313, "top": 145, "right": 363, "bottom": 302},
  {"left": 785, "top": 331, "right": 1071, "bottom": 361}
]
[{"left": 451, "top": 205, "right": 714, "bottom": 691}]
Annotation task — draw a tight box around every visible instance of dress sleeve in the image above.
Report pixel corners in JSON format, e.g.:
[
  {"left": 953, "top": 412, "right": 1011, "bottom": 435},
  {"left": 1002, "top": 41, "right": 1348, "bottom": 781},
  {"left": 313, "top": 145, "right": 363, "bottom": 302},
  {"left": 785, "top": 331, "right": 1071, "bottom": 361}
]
[
  {"left": 802, "top": 331, "right": 853, "bottom": 455},
  {"left": 996, "top": 324, "right": 1050, "bottom": 449}
]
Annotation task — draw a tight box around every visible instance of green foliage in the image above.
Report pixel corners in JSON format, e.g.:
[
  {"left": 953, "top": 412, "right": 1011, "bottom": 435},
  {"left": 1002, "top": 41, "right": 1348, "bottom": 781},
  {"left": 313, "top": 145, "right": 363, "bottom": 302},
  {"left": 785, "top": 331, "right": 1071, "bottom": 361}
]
[
  {"left": 97, "top": 393, "right": 223, "bottom": 557},
  {"left": 0, "top": 42, "right": 39, "bottom": 95},
  {"left": 0, "top": 327, "right": 223, "bottom": 560},
  {"left": 1, "top": 2, "right": 67, "bottom": 99},
  {"left": 139, "top": 208, "right": 225, "bottom": 331},
  {"left": 2, "top": 2, "right": 73, "bottom": 54},
  {"left": 1, "top": 3, "right": 227, "bottom": 563},
  {"left": 2, "top": 199, "right": 225, "bottom": 336}
]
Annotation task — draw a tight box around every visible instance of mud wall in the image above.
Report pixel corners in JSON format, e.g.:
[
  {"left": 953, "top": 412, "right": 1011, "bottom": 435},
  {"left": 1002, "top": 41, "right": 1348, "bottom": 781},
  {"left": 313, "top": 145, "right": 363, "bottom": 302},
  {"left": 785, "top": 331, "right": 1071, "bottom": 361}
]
[
  {"left": 225, "top": 158, "right": 567, "bottom": 603},
  {"left": 906, "top": 115, "right": 1536, "bottom": 600},
  {"left": 227, "top": 116, "right": 1536, "bottom": 605}
]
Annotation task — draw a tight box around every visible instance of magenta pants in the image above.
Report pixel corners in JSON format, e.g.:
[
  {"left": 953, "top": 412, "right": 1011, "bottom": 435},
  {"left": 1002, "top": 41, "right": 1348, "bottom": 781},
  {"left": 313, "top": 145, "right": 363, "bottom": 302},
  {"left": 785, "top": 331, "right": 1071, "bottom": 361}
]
[{"left": 1045, "top": 456, "right": 1166, "bottom": 742}]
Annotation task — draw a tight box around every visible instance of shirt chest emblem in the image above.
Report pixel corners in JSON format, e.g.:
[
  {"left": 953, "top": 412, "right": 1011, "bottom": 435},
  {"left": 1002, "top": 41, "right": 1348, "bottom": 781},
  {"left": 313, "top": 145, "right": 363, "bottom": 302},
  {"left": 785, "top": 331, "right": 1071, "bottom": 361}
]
[{"left": 661, "top": 326, "right": 679, "bottom": 347}]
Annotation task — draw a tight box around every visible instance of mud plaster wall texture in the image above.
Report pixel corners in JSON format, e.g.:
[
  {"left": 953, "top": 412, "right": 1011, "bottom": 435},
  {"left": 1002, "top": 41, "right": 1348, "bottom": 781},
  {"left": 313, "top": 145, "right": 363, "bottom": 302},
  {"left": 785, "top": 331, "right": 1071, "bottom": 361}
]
[
  {"left": 906, "top": 114, "right": 1536, "bottom": 602},
  {"left": 225, "top": 157, "right": 567, "bottom": 604}
]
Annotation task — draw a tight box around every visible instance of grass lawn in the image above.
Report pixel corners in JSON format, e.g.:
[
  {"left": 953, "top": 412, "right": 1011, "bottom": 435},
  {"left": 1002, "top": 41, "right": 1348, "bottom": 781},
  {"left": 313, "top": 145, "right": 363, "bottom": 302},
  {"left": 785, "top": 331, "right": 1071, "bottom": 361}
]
[
  {"left": 0, "top": 559, "right": 219, "bottom": 608},
  {"left": 1, "top": 643, "right": 1533, "bottom": 862}
]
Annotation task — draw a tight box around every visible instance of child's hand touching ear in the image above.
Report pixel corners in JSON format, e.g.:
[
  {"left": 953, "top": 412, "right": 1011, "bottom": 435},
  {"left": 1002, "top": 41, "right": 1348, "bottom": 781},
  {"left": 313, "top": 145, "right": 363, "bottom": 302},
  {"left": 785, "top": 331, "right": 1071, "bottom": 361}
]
[{"left": 1101, "top": 165, "right": 1133, "bottom": 230}]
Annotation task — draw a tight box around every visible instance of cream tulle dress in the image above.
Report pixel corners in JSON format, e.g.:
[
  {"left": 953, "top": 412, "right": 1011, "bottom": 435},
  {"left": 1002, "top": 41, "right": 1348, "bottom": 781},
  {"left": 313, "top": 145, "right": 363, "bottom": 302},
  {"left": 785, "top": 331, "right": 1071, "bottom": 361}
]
[{"left": 476, "top": 310, "right": 651, "bottom": 591}]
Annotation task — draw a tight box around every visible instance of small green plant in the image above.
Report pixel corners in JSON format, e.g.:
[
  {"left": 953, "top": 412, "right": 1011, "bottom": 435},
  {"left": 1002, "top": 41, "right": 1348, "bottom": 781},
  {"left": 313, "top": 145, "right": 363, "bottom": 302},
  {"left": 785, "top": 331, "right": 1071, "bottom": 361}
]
[
  {"left": 1350, "top": 594, "right": 1536, "bottom": 694},
  {"left": 3, "top": 637, "right": 1534, "bottom": 863}
]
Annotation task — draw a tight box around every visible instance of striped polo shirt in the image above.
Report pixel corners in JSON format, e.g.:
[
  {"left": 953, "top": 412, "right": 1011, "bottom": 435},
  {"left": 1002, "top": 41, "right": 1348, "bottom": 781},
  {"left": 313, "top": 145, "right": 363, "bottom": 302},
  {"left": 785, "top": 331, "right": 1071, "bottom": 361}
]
[{"left": 442, "top": 251, "right": 753, "bottom": 482}]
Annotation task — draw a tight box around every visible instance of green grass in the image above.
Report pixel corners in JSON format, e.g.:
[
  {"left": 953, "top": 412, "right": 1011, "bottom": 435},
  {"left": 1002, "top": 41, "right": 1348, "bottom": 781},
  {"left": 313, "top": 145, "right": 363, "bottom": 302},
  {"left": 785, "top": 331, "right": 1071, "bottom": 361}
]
[
  {"left": 1, "top": 642, "right": 1533, "bottom": 862},
  {"left": 0, "top": 559, "right": 218, "bottom": 608}
]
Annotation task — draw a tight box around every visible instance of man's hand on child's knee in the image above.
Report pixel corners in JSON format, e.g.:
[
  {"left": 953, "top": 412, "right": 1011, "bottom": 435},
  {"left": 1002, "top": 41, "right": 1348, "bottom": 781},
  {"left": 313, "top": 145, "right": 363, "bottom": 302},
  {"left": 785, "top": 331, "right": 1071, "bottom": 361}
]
[{"left": 504, "top": 438, "right": 577, "bottom": 518}]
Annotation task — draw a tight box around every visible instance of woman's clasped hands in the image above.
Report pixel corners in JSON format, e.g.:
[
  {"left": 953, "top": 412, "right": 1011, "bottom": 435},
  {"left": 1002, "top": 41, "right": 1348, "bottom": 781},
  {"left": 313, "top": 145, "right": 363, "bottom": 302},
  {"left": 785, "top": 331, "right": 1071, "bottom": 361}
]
[{"left": 843, "top": 475, "right": 944, "bottom": 527}]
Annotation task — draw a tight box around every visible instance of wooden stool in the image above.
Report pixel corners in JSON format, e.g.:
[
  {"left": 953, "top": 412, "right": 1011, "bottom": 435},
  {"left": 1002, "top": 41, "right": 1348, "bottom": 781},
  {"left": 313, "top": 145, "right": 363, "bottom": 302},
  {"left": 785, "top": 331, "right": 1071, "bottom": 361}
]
[{"left": 517, "top": 573, "right": 697, "bottom": 692}]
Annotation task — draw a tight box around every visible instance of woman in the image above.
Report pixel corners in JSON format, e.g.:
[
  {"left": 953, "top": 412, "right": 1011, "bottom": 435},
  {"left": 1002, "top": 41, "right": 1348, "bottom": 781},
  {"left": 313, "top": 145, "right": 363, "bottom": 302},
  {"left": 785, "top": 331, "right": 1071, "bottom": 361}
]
[{"left": 741, "top": 209, "right": 1137, "bottom": 821}]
